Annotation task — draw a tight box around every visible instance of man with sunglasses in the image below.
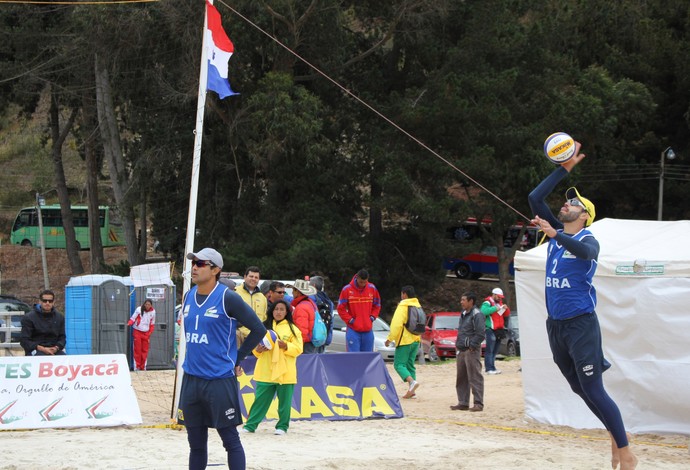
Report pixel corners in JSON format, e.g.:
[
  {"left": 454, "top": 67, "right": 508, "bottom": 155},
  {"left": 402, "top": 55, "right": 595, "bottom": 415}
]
[
  {"left": 20, "top": 289, "right": 66, "bottom": 356},
  {"left": 177, "top": 248, "right": 266, "bottom": 470},
  {"left": 528, "top": 142, "right": 637, "bottom": 470}
]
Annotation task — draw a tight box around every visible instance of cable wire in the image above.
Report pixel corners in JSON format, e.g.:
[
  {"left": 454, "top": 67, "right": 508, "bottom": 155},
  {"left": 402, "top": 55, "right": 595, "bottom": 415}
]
[{"left": 217, "top": 0, "right": 532, "bottom": 223}]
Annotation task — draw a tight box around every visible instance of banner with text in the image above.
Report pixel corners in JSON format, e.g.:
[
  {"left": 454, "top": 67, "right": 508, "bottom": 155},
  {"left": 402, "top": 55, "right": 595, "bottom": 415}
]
[
  {"left": 238, "top": 352, "right": 403, "bottom": 421},
  {"left": 0, "top": 354, "right": 142, "bottom": 430}
]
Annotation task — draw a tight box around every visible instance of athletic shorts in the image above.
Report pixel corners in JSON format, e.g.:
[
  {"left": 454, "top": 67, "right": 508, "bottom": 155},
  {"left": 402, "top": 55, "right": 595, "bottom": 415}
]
[
  {"left": 177, "top": 373, "right": 243, "bottom": 429},
  {"left": 546, "top": 312, "right": 611, "bottom": 384}
]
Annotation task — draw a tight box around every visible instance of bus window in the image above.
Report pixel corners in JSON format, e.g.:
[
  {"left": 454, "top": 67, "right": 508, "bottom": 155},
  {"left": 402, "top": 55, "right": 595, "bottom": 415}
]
[{"left": 12, "top": 209, "right": 36, "bottom": 231}]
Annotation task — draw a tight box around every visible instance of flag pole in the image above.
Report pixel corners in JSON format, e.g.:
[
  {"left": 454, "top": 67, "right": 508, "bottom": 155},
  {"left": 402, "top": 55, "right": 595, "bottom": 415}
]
[
  {"left": 183, "top": 1, "right": 213, "bottom": 294},
  {"left": 172, "top": 0, "right": 214, "bottom": 420}
]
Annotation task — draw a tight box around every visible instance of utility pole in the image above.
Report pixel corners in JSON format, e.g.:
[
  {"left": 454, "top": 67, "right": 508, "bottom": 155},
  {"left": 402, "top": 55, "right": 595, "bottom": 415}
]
[{"left": 36, "top": 192, "right": 50, "bottom": 289}]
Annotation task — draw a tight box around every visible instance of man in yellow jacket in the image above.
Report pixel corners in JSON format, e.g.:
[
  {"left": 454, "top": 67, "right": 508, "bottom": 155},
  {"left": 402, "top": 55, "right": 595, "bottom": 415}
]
[{"left": 385, "top": 285, "right": 422, "bottom": 399}]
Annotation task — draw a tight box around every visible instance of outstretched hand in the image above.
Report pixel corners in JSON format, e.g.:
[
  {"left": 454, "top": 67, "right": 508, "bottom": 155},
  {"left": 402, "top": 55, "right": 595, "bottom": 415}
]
[
  {"left": 531, "top": 215, "right": 558, "bottom": 238},
  {"left": 561, "top": 141, "right": 586, "bottom": 172}
]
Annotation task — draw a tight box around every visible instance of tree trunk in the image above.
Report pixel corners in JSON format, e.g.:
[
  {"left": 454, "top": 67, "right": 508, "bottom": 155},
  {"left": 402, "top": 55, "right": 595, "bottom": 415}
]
[
  {"left": 82, "top": 89, "right": 105, "bottom": 273},
  {"left": 369, "top": 162, "right": 383, "bottom": 240},
  {"left": 49, "top": 86, "right": 84, "bottom": 275},
  {"left": 138, "top": 185, "right": 147, "bottom": 261},
  {"left": 94, "top": 53, "right": 142, "bottom": 267}
]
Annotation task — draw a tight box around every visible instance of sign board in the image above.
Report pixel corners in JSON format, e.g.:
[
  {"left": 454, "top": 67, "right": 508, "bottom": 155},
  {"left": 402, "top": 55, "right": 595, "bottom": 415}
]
[{"left": 0, "top": 354, "right": 142, "bottom": 429}]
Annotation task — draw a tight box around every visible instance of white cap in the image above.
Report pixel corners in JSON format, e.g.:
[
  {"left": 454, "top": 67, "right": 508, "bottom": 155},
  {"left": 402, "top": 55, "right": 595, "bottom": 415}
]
[
  {"left": 187, "top": 248, "right": 224, "bottom": 269},
  {"left": 491, "top": 287, "right": 504, "bottom": 298}
]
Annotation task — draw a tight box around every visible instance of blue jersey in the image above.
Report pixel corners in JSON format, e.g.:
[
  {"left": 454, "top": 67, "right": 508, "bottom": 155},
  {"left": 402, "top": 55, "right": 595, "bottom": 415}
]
[
  {"left": 545, "top": 228, "right": 598, "bottom": 320},
  {"left": 182, "top": 284, "right": 240, "bottom": 379}
]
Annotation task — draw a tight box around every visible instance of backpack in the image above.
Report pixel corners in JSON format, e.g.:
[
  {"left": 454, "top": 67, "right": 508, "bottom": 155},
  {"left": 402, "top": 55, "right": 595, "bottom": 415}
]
[
  {"left": 405, "top": 306, "right": 427, "bottom": 335},
  {"left": 311, "top": 303, "right": 327, "bottom": 347},
  {"left": 315, "top": 294, "right": 333, "bottom": 331}
]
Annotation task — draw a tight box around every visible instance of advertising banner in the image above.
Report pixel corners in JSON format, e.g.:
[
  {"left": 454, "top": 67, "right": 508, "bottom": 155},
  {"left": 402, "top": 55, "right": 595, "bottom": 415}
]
[
  {"left": 0, "top": 354, "right": 142, "bottom": 430},
  {"left": 237, "top": 352, "right": 403, "bottom": 421}
]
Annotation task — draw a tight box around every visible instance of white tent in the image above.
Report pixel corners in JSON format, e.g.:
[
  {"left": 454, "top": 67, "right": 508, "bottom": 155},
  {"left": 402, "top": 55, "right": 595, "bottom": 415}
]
[{"left": 514, "top": 218, "right": 690, "bottom": 435}]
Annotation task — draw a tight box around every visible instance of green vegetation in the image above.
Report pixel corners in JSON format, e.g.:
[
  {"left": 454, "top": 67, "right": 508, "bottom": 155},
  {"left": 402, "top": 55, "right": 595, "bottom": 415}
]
[{"left": 1, "top": 1, "right": 689, "bottom": 306}]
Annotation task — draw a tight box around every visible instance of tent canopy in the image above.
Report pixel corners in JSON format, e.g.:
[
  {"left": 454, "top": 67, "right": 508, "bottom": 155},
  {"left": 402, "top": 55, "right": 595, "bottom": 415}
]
[{"left": 514, "top": 218, "right": 690, "bottom": 435}]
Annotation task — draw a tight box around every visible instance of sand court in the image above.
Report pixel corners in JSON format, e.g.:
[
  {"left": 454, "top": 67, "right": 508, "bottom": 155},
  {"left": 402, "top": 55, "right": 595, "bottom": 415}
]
[{"left": 1, "top": 359, "right": 687, "bottom": 469}]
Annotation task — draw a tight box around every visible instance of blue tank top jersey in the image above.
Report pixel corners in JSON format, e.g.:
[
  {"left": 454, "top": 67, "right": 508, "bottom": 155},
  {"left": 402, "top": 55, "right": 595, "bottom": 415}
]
[
  {"left": 182, "top": 284, "right": 239, "bottom": 379},
  {"left": 545, "top": 229, "right": 598, "bottom": 320}
]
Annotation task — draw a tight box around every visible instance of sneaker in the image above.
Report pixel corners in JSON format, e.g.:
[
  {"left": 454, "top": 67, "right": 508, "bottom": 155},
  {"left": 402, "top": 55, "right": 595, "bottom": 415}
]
[
  {"left": 239, "top": 427, "right": 252, "bottom": 433},
  {"left": 274, "top": 429, "right": 287, "bottom": 435},
  {"left": 487, "top": 370, "right": 502, "bottom": 375}
]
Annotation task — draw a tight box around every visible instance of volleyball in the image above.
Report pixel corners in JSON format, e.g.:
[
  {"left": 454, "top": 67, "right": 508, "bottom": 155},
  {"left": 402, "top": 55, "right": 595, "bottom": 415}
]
[
  {"left": 261, "top": 329, "right": 279, "bottom": 350},
  {"left": 543, "top": 132, "right": 576, "bottom": 164}
]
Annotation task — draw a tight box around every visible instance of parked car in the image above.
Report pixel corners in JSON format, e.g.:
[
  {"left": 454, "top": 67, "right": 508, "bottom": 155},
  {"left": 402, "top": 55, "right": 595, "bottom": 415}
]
[
  {"left": 421, "top": 311, "right": 461, "bottom": 361},
  {"left": 482, "top": 314, "right": 520, "bottom": 357},
  {"left": 326, "top": 311, "right": 395, "bottom": 361},
  {"left": 500, "top": 313, "right": 520, "bottom": 356},
  {"left": 0, "top": 295, "right": 32, "bottom": 343}
]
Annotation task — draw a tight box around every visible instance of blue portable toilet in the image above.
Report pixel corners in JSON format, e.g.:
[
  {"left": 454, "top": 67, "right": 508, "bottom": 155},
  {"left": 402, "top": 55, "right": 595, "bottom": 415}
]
[{"left": 65, "top": 274, "right": 135, "bottom": 355}]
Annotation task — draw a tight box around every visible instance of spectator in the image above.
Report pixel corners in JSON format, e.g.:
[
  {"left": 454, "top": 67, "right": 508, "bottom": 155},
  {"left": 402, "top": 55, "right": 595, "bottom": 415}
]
[
  {"left": 385, "top": 285, "right": 422, "bottom": 399},
  {"left": 309, "top": 276, "right": 334, "bottom": 347},
  {"left": 219, "top": 278, "right": 237, "bottom": 291},
  {"left": 177, "top": 248, "right": 266, "bottom": 470},
  {"left": 481, "top": 287, "right": 510, "bottom": 375},
  {"left": 20, "top": 289, "right": 66, "bottom": 356},
  {"left": 337, "top": 269, "right": 381, "bottom": 352},
  {"left": 241, "top": 299, "right": 303, "bottom": 435},
  {"left": 128, "top": 299, "right": 156, "bottom": 371},
  {"left": 265, "top": 281, "right": 286, "bottom": 309},
  {"left": 236, "top": 266, "right": 267, "bottom": 343},
  {"left": 290, "top": 279, "right": 322, "bottom": 354},
  {"left": 450, "top": 291, "right": 485, "bottom": 412}
]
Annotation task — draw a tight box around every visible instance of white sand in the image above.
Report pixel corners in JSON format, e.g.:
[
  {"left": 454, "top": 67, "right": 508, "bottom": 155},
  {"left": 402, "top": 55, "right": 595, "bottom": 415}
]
[{"left": 1, "top": 359, "right": 687, "bottom": 469}]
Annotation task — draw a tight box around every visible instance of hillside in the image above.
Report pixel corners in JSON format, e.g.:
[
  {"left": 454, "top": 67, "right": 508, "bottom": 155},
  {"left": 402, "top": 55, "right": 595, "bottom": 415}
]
[{"left": 0, "top": 245, "right": 131, "bottom": 307}]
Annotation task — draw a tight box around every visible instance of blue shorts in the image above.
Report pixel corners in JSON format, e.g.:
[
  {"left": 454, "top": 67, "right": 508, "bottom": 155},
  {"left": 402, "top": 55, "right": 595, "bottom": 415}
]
[
  {"left": 177, "top": 374, "right": 243, "bottom": 429},
  {"left": 546, "top": 312, "right": 611, "bottom": 384}
]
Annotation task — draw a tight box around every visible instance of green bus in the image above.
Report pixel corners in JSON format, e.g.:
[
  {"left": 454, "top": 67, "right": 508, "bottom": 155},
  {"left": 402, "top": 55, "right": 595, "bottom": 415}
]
[{"left": 10, "top": 205, "right": 126, "bottom": 249}]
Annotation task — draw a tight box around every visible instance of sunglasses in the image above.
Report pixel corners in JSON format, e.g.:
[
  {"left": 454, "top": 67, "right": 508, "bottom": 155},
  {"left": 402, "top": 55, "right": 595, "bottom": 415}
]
[
  {"left": 40, "top": 298, "right": 55, "bottom": 303},
  {"left": 192, "top": 260, "right": 214, "bottom": 268},
  {"left": 567, "top": 198, "right": 589, "bottom": 214},
  {"left": 273, "top": 290, "right": 286, "bottom": 295}
]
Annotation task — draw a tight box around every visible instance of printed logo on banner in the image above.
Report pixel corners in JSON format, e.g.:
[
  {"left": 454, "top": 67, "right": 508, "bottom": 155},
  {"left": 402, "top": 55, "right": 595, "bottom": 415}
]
[
  {"left": 236, "top": 354, "right": 403, "bottom": 421},
  {"left": 85, "top": 396, "right": 113, "bottom": 419},
  {"left": 0, "top": 400, "right": 22, "bottom": 424},
  {"left": 39, "top": 397, "right": 69, "bottom": 422}
]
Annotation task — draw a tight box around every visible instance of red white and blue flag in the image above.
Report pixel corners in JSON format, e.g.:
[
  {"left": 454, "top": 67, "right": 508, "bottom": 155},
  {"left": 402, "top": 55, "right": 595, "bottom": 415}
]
[{"left": 206, "top": 1, "right": 238, "bottom": 98}]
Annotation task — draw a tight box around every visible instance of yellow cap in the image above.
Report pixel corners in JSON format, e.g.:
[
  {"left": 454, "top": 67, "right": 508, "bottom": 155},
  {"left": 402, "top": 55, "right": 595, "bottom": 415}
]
[{"left": 565, "top": 187, "right": 596, "bottom": 227}]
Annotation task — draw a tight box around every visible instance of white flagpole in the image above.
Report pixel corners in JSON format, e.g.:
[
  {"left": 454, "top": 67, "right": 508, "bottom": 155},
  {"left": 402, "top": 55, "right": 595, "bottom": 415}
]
[{"left": 172, "top": 0, "right": 213, "bottom": 420}]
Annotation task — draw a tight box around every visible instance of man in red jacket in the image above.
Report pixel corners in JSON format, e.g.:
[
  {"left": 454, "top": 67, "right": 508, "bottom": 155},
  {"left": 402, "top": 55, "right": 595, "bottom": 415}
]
[
  {"left": 337, "top": 269, "right": 381, "bottom": 352},
  {"left": 290, "top": 279, "right": 322, "bottom": 354}
]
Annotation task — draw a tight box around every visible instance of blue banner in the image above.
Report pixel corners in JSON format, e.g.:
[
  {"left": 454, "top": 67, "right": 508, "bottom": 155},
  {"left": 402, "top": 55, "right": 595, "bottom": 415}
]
[{"left": 237, "top": 353, "right": 403, "bottom": 421}]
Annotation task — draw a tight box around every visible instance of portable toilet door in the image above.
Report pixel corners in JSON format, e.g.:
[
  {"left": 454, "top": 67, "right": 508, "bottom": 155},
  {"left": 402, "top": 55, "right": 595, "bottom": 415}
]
[
  {"left": 133, "top": 285, "right": 176, "bottom": 370},
  {"left": 95, "top": 279, "right": 130, "bottom": 354}
]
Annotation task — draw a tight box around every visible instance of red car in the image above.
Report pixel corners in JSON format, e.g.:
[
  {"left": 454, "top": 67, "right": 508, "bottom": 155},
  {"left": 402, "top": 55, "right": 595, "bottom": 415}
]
[{"left": 421, "top": 312, "right": 461, "bottom": 361}]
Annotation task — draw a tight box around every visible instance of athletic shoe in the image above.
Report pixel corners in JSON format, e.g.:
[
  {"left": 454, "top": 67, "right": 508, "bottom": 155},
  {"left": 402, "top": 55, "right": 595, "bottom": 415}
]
[
  {"left": 239, "top": 427, "right": 252, "bottom": 433},
  {"left": 487, "top": 370, "right": 502, "bottom": 375},
  {"left": 274, "top": 429, "right": 287, "bottom": 435}
]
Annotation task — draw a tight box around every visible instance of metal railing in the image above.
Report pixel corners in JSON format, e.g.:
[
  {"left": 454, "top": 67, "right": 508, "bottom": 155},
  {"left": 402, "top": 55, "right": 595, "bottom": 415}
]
[{"left": 0, "top": 311, "right": 23, "bottom": 349}]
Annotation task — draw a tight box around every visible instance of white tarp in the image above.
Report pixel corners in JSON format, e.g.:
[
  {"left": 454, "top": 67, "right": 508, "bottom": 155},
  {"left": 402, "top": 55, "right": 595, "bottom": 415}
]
[{"left": 514, "top": 218, "right": 690, "bottom": 435}]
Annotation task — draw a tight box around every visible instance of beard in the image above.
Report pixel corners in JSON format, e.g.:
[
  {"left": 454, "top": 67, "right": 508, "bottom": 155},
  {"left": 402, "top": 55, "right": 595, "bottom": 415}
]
[{"left": 557, "top": 210, "right": 582, "bottom": 223}]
